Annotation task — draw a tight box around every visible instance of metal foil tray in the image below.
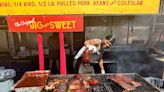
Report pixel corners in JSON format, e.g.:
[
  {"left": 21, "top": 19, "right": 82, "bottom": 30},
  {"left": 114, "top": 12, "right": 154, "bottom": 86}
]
[{"left": 11, "top": 70, "right": 50, "bottom": 92}]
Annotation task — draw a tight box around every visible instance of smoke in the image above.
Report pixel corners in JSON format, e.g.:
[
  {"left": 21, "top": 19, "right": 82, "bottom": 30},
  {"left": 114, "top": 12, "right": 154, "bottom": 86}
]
[
  {"left": 116, "top": 51, "right": 150, "bottom": 72},
  {"left": 105, "top": 45, "right": 164, "bottom": 78},
  {"left": 115, "top": 50, "right": 164, "bottom": 77}
]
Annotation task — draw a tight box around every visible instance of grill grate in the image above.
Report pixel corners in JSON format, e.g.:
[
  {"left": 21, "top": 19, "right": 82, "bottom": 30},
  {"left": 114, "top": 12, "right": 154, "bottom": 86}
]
[
  {"left": 91, "top": 84, "right": 109, "bottom": 92},
  {"left": 103, "top": 83, "right": 113, "bottom": 92},
  {"left": 45, "top": 73, "right": 161, "bottom": 92}
]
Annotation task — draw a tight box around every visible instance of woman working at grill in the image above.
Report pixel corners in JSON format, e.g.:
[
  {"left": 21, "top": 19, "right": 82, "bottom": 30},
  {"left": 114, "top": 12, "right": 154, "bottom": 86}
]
[{"left": 74, "top": 35, "right": 115, "bottom": 74}]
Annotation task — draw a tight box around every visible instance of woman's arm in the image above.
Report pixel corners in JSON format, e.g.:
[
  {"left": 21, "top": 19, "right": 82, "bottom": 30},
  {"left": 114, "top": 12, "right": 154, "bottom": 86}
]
[
  {"left": 98, "top": 59, "right": 105, "bottom": 74},
  {"left": 84, "top": 39, "right": 101, "bottom": 47}
]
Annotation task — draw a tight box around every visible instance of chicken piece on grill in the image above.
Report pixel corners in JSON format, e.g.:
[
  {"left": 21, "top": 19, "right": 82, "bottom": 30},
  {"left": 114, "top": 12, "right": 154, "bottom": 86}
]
[
  {"left": 68, "top": 79, "right": 82, "bottom": 90},
  {"left": 87, "top": 78, "right": 99, "bottom": 85},
  {"left": 44, "top": 78, "right": 68, "bottom": 92},
  {"left": 56, "top": 82, "right": 67, "bottom": 92},
  {"left": 68, "top": 75, "right": 90, "bottom": 92},
  {"left": 44, "top": 81, "right": 56, "bottom": 92},
  {"left": 72, "top": 74, "right": 99, "bottom": 85}
]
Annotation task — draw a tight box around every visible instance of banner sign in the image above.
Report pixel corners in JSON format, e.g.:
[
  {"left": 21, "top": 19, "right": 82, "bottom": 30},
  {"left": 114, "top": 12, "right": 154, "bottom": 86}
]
[
  {"left": 6, "top": 16, "right": 83, "bottom": 32},
  {"left": 0, "top": 0, "right": 160, "bottom": 15}
]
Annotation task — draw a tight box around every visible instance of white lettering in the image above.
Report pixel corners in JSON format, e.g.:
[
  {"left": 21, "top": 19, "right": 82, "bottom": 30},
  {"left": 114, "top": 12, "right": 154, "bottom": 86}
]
[{"left": 14, "top": 17, "right": 35, "bottom": 27}]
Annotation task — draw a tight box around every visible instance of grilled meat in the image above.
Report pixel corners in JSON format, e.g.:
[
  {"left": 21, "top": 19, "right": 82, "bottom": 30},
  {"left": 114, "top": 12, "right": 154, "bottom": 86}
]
[
  {"left": 116, "top": 73, "right": 142, "bottom": 87},
  {"left": 82, "top": 49, "right": 90, "bottom": 64},
  {"left": 56, "top": 83, "right": 67, "bottom": 92},
  {"left": 109, "top": 76, "right": 136, "bottom": 91},
  {"left": 44, "top": 79, "right": 68, "bottom": 92},
  {"left": 44, "top": 81, "right": 56, "bottom": 91},
  {"left": 67, "top": 79, "right": 89, "bottom": 92},
  {"left": 107, "top": 73, "right": 142, "bottom": 91},
  {"left": 87, "top": 78, "right": 99, "bottom": 85},
  {"left": 48, "top": 74, "right": 99, "bottom": 92},
  {"left": 68, "top": 89, "right": 88, "bottom": 92}
]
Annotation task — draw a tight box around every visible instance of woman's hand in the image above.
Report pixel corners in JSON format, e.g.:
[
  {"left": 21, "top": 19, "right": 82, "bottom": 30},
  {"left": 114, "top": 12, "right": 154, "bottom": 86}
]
[
  {"left": 73, "top": 59, "right": 77, "bottom": 69},
  {"left": 101, "top": 70, "right": 105, "bottom": 74}
]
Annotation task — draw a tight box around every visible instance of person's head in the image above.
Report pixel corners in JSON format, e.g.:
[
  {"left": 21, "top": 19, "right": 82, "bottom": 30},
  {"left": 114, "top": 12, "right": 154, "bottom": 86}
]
[
  {"left": 19, "top": 46, "right": 26, "bottom": 51},
  {"left": 52, "top": 33, "right": 58, "bottom": 36},
  {"left": 102, "top": 34, "right": 115, "bottom": 48},
  {"left": 52, "top": 33, "right": 59, "bottom": 38}
]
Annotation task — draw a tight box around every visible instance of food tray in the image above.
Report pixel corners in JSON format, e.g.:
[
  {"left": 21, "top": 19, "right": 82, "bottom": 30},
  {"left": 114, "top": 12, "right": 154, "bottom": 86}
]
[{"left": 11, "top": 70, "right": 50, "bottom": 92}]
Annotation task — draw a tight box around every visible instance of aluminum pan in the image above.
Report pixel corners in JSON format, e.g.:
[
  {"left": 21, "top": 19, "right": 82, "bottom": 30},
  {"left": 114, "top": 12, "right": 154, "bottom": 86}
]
[{"left": 11, "top": 70, "right": 50, "bottom": 92}]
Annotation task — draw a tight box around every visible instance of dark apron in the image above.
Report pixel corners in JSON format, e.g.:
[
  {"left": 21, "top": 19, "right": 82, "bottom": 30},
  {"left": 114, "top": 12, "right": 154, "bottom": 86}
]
[{"left": 78, "top": 42, "right": 104, "bottom": 74}]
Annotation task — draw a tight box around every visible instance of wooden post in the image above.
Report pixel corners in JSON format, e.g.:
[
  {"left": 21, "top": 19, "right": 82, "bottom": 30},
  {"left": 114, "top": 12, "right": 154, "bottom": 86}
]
[
  {"left": 59, "top": 32, "right": 67, "bottom": 74},
  {"left": 37, "top": 33, "right": 44, "bottom": 70}
]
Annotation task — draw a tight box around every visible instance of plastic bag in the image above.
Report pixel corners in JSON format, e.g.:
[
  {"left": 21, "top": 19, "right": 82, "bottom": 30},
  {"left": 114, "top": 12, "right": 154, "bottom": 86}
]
[
  {"left": 145, "top": 77, "right": 164, "bottom": 88},
  {"left": 0, "top": 66, "right": 5, "bottom": 70},
  {"left": 0, "top": 69, "right": 16, "bottom": 81}
]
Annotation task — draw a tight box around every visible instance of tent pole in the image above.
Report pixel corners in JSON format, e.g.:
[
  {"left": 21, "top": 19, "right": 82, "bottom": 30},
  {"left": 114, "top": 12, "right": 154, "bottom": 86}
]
[
  {"left": 37, "top": 33, "right": 45, "bottom": 70},
  {"left": 59, "top": 32, "right": 67, "bottom": 74}
]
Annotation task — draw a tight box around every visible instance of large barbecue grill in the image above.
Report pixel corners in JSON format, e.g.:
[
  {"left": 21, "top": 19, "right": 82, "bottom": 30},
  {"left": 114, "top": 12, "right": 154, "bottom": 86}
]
[
  {"left": 44, "top": 73, "right": 161, "bottom": 92},
  {"left": 11, "top": 72, "right": 161, "bottom": 92}
]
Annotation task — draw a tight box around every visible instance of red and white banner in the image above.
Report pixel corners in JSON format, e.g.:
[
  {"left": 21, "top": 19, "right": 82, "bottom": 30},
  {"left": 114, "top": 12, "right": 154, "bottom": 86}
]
[{"left": 7, "top": 16, "right": 83, "bottom": 32}]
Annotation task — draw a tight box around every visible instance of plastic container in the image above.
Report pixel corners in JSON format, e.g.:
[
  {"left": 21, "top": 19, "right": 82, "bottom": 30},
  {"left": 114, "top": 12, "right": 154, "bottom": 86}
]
[
  {"left": 145, "top": 77, "right": 164, "bottom": 88},
  {"left": 0, "top": 79, "right": 14, "bottom": 92},
  {"left": 0, "top": 66, "right": 5, "bottom": 70}
]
